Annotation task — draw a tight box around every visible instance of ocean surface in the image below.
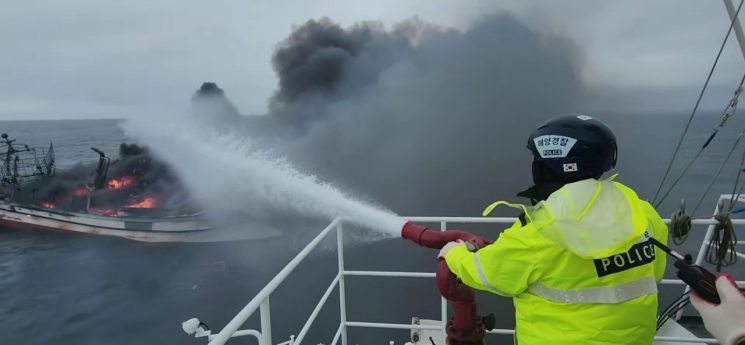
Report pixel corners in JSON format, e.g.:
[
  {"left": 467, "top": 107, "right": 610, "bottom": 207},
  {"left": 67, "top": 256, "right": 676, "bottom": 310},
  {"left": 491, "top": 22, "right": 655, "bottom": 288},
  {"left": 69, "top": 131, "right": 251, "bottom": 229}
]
[{"left": 2, "top": 115, "right": 745, "bottom": 345}]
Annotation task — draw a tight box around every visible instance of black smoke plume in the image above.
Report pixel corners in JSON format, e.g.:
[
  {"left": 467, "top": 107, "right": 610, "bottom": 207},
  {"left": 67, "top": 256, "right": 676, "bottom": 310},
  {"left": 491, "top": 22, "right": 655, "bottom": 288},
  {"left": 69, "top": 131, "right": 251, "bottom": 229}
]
[
  {"left": 190, "top": 82, "right": 245, "bottom": 128},
  {"left": 28, "top": 11, "right": 583, "bottom": 220},
  {"left": 192, "top": 12, "right": 585, "bottom": 217}
]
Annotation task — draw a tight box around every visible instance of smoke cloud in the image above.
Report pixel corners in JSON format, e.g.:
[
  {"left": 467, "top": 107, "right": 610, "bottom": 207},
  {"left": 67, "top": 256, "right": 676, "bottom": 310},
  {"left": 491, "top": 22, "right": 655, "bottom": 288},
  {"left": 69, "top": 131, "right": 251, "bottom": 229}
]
[
  {"left": 123, "top": 10, "right": 586, "bottom": 227},
  {"left": 225, "top": 12, "right": 582, "bottom": 216}
]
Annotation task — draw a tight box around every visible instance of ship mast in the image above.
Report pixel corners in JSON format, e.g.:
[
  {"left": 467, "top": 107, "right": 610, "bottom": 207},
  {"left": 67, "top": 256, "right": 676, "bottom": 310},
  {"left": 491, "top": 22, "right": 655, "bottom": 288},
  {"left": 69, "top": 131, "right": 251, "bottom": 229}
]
[{"left": 724, "top": 0, "right": 745, "bottom": 61}]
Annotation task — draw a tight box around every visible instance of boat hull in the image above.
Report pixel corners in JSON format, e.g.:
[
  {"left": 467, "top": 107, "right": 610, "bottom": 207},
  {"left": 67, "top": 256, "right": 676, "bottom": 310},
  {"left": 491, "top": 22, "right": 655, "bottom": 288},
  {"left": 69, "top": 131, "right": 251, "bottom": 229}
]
[{"left": 0, "top": 203, "right": 282, "bottom": 243}]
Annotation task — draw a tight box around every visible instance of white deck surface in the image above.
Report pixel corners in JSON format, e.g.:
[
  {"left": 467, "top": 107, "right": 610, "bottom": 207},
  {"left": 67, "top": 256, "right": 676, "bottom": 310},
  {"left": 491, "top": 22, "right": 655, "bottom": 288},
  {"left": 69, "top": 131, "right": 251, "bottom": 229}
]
[{"left": 408, "top": 318, "right": 709, "bottom": 345}]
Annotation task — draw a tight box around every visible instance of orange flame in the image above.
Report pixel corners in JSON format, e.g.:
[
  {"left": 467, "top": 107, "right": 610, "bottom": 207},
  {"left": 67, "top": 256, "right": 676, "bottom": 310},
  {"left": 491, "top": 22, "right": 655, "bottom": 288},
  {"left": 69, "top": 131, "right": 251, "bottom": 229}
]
[
  {"left": 74, "top": 187, "right": 90, "bottom": 197},
  {"left": 128, "top": 197, "right": 156, "bottom": 208},
  {"left": 108, "top": 176, "right": 133, "bottom": 189},
  {"left": 91, "top": 208, "right": 118, "bottom": 216},
  {"left": 42, "top": 203, "right": 55, "bottom": 209}
]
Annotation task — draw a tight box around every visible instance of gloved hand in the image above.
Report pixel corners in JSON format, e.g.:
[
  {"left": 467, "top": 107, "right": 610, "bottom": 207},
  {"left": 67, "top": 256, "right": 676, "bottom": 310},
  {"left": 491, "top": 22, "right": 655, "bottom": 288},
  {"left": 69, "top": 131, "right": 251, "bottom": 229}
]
[
  {"left": 437, "top": 240, "right": 476, "bottom": 259},
  {"left": 690, "top": 274, "right": 745, "bottom": 345}
]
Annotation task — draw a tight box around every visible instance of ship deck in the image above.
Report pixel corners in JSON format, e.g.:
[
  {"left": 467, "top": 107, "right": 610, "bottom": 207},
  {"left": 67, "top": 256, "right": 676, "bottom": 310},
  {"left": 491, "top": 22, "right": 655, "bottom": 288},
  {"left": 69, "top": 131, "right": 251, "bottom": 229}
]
[{"left": 181, "top": 194, "right": 745, "bottom": 345}]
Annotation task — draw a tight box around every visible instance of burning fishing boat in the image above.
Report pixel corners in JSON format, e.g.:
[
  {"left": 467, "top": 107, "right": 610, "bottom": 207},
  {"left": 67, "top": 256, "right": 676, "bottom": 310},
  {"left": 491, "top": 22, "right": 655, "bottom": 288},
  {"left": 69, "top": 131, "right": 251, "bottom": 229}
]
[{"left": 0, "top": 133, "right": 280, "bottom": 242}]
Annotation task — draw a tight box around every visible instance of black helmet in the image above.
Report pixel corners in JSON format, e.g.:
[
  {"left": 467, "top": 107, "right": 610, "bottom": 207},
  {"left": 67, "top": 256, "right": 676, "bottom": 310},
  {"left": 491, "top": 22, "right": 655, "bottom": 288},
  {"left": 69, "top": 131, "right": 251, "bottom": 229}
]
[{"left": 526, "top": 114, "right": 617, "bottom": 184}]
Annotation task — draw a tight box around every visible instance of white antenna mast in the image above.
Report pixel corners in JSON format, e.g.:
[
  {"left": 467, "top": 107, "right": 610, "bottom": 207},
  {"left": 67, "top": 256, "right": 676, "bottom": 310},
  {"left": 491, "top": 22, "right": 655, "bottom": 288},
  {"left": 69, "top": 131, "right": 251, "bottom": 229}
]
[{"left": 724, "top": 0, "right": 745, "bottom": 61}]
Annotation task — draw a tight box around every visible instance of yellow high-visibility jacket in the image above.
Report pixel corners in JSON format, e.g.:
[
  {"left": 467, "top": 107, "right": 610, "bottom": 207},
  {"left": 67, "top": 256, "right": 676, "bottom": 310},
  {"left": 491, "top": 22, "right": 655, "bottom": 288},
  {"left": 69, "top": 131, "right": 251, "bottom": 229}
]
[{"left": 444, "top": 178, "right": 667, "bottom": 345}]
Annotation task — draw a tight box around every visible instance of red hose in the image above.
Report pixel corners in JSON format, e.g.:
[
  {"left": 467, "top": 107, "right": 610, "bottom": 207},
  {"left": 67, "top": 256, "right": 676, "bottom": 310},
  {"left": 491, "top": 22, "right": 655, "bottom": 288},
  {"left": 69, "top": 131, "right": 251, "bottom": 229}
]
[
  {"left": 401, "top": 221, "right": 492, "bottom": 249},
  {"left": 400, "top": 221, "right": 490, "bottom": 343}
]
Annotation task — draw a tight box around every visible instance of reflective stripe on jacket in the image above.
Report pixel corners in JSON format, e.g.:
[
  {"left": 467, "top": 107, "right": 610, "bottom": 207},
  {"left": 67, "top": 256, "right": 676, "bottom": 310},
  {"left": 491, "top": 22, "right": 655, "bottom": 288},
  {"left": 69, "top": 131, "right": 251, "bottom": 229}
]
[{"left": 444, "top": 178, "right": 667, "bottom": 345}]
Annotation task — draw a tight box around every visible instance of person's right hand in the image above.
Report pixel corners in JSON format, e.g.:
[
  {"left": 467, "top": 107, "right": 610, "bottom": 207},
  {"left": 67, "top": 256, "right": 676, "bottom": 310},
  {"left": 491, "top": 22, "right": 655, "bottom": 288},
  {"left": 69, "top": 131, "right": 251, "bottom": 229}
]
[
  {"left": 690, "top": 274, "right": 745, "bottom": 345},
  {"left": 437, "top": 240, "right": 477, "bottom": 260}
]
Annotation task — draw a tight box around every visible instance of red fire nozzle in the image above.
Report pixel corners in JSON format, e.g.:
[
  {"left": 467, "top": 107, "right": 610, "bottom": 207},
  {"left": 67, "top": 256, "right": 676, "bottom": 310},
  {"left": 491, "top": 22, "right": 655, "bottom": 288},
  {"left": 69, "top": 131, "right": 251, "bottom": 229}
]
[
  {"left": 400, "top": 221, "right": 495, "bottom": 344},
  {"left": 401, "top": 221, "right": 492, "bottom": 250}
]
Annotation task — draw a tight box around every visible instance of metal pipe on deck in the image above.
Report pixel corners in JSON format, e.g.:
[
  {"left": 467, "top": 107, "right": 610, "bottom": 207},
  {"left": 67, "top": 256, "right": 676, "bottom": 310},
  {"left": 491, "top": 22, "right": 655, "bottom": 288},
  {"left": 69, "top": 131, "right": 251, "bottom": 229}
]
[
  {"left": 402, "top": 216, "right": 745, "bottom": 226},
  {"left": 292, "top": 273, "right": 342, "bottom": 345},
  {"left": 207, "top": 329, "right": 265, "bottom": 345},
  {"left": 336, "top": 221, "right": 348, "bottom": 345}
]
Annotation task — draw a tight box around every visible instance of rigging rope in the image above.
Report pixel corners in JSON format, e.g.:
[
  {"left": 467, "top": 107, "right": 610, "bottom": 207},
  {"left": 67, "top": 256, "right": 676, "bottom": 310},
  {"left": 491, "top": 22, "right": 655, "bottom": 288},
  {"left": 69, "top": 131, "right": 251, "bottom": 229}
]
[
  {"left": 655, "top": 9, "right": 745, "bottom": 268},
  {"left": 652, "top": 0, "right": 745, "bottom": 209},
  {"left": 654, "top": 72, "right": 745, "bottom": 210}
]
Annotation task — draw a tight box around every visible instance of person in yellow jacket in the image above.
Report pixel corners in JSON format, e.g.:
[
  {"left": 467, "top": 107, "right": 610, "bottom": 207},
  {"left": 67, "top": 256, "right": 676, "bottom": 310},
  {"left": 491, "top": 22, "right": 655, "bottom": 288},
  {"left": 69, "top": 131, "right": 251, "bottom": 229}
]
[{"left": 438, "top": 114, "right": 668, "bottom": 344}]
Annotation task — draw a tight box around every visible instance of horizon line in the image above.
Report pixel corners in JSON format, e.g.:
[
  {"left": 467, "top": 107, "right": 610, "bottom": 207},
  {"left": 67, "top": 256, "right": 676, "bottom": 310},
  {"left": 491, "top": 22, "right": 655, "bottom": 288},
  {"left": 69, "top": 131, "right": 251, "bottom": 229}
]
[
  {"left": 0, "top": 117, "right": 127, "bottom": 122},
  {"left": 0, "top": 107, "right": 729, "bottom": 122}
]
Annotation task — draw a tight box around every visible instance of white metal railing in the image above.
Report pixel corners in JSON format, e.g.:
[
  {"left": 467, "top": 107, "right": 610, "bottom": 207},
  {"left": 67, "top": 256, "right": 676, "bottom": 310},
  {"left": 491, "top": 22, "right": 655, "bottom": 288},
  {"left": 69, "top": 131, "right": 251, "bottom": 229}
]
[{"left": 184, "top": 194, "right": 745, "bottom": 345}]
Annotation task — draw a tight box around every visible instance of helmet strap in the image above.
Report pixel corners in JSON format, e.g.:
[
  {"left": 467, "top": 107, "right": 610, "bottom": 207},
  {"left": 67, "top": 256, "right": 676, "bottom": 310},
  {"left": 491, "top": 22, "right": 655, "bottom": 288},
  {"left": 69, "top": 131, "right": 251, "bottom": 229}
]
[{"left": 526, "top": 161, "right": 600, "bottom": 203}]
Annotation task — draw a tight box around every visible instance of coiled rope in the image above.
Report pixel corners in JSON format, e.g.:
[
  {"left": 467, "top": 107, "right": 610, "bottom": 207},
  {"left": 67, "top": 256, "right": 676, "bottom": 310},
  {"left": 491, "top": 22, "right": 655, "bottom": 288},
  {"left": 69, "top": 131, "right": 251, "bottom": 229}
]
[
  {"left": 669, "top": 199, "right": 691, "bottom": 245},
  {"left": 709, "top": 212, "right": 738, "bottom": 271}
]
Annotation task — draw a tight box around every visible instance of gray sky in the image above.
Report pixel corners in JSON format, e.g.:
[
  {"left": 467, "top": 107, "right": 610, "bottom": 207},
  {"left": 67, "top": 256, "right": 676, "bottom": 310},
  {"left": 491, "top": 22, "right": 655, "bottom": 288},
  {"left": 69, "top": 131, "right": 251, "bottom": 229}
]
[{"left": 2, "top": 0, "right": 745, "bottom": 120}]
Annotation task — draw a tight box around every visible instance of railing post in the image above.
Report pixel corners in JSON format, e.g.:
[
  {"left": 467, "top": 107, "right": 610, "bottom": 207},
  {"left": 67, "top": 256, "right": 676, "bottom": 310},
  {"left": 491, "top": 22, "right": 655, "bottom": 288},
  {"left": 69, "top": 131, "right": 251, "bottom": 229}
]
[
  {"left": 675, "top": 196, "right": 723, "bottom": 321},
  {"left": 337, "top": 219, "right": 348, "bottom": 345},
  {"left": 440, "top": 221, "right": 448, "bottom": 342},
  {"left": 206, "top": 219, "right": 340, "bottom": 345},
  {"left": 261, "top": 298, "right": 272, "bottom": 345}
]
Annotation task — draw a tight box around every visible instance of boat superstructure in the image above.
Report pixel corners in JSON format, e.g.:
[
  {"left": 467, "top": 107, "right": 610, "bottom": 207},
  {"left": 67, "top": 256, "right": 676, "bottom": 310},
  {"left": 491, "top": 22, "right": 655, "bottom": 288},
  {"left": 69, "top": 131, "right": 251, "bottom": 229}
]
[
  {"left": 180, "top": 194, "right": 745, "bottom": 345},
  {"left": 0, "top": 132, "right": 55, "bottom": 190}
]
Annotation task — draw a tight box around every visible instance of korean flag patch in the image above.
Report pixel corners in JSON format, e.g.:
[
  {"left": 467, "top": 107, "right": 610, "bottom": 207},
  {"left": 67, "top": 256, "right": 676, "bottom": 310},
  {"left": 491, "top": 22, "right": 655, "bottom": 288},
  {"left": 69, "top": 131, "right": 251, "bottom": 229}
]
[{"left": 563, "top": 163, "right": 578, "bottom": 172}]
